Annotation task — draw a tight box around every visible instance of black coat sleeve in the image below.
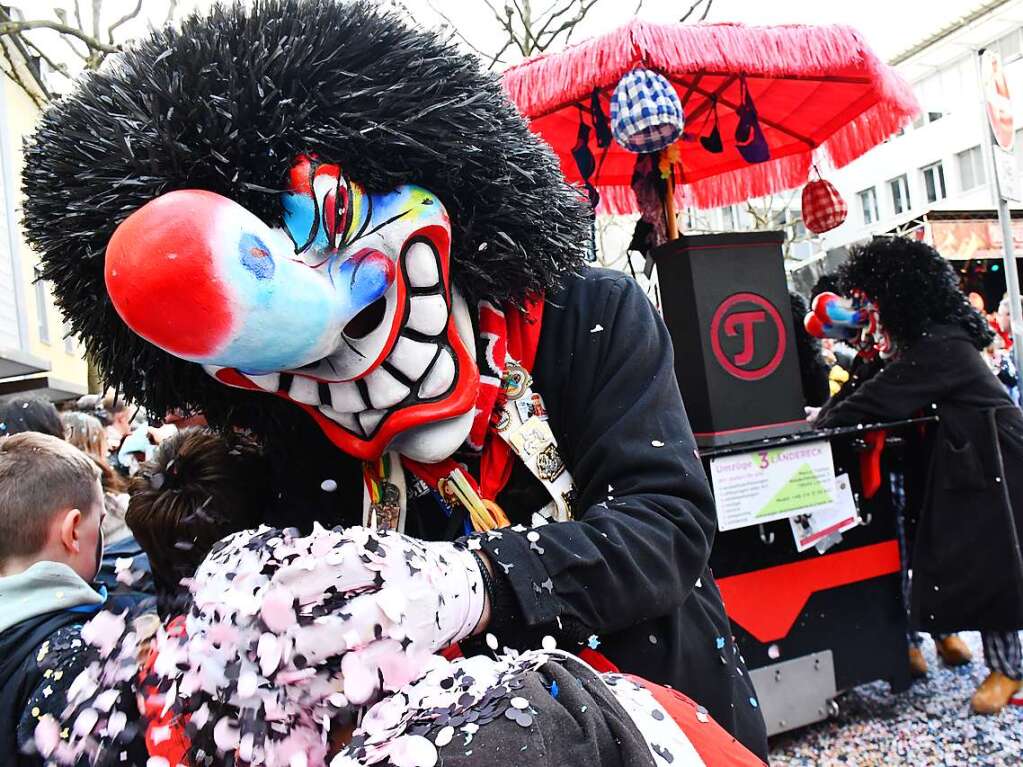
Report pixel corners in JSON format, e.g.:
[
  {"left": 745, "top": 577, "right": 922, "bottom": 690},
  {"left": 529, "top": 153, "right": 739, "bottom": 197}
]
[
  {"left": 476, "top": 273, "right": 716, "bottom": 640},
  {"left": 816, "top": 335, "right": 973, "bottom": 428}
]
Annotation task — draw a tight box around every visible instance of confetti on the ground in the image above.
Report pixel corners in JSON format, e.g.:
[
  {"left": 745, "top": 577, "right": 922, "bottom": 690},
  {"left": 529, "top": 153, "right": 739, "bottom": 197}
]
[{"left": 770, "top": 632, "right": 1023, "bottom": 766}]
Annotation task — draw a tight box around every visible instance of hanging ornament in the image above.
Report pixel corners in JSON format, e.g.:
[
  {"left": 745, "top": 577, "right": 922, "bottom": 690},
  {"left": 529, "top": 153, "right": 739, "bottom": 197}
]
[
  {"left": 734, "top": 77, "right": 770, "bottom": 164},
  {"left": 610, "top": 67, "right": 685, "bottom": 154},
  {"left": 590, "top": 88, "right": 613, "bottom": 148},
  {"left": 801, "top": 170, "right": 848, "bottom": 234},
  {"left": 699, "top": 96, "right": 723, "bottom": 154}
]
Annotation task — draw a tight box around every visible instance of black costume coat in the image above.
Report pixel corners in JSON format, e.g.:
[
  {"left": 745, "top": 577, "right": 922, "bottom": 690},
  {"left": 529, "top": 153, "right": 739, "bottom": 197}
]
[
  {"left": 260, "top": 268, "right": 768, "bottom": 759},
  {"left": 817, "top": 324, "right": 1023, "bottom": 633}
]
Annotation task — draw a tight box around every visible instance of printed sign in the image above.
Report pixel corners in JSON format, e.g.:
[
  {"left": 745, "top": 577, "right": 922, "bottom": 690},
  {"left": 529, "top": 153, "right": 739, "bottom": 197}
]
[
  {"left": 982, "top": 49, "right": 1015, "bottom": 151},
  {"left": 788, "top": 473, "right": 860, "bottom": 552},
  {"left": 709, "top": 440, "right": 836, "bottom": 532},
  {"left": 995, "top": 145, "right": 1021, "bottom": 202}
]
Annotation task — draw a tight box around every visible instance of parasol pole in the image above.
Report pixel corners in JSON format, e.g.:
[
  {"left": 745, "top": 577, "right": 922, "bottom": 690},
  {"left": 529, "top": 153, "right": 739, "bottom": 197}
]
[
  {"left": 976, "top": 49, "right": 1023, "bottom": 376},
  {"left": 662, "top": 147, "right": 680, "bottom": 240}
]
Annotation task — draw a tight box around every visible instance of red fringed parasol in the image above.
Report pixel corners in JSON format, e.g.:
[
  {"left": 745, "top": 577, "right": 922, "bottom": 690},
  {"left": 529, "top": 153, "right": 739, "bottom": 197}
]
[{"left": 503, "top": 20, "right": 919, "bottom": 214}]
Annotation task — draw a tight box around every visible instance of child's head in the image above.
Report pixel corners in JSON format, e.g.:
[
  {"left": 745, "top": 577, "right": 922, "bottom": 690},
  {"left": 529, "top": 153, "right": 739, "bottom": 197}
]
[
  {"left": 126, "top": 427, "right": 267, "bottom": 615},
  {"left": 0, "top": 432, "right": 104, "bottom": 581},
  {"left": 62, "top": 411, "right": 109, "bottom": 460},
  {"left": 62, "top": 411, "right": 125, "bottom": 492}
]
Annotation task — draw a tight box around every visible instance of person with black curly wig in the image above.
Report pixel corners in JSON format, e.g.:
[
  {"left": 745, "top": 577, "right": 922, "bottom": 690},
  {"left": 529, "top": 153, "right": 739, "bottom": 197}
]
[
  {"left": 19, "top": 0, "right": 766, "bottom": 757},
  {"left": 815, "top": 236, "right": 1023, "bottom": 714}
]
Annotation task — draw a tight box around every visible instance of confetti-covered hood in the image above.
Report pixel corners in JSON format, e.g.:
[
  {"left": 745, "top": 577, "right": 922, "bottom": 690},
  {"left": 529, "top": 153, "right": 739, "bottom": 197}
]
[
  {"left": 22, "top": 0, "right": 590, "bottom": 459},
  {"left": 0, "top": 561, "right": 104, "bottom": 633}
]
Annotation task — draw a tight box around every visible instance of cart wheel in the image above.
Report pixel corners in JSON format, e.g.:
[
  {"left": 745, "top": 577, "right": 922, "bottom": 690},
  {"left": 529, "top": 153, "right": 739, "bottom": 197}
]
[{"left": 827, "top": 699, "right": 839, "bottom": 718}]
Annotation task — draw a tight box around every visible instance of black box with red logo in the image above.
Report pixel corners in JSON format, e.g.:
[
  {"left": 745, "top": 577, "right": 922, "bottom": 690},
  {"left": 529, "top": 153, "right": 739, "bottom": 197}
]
[{"left": 652, "top": 230, "right": 807, "bottom": 446}]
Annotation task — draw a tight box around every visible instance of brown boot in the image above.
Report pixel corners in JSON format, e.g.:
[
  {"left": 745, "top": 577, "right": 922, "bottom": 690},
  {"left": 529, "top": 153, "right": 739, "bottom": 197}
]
[
  {"left": 908, "top": 646, "right": 929, "bottom": 678},
  {"left": 935, "top": 635, "right": 973, "bottom": 666},
  {"left": 971, "top": 672, "right": 1022, "bottom": 714}
]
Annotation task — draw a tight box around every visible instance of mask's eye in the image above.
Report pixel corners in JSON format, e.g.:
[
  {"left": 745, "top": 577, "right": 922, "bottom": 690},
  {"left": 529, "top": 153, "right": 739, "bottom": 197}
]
[
  {"left": 284, "top": 155, "right": 357, "bottom": 257},
  {"left": 323, "top": 179, "right": 351, "bottom": 250}
]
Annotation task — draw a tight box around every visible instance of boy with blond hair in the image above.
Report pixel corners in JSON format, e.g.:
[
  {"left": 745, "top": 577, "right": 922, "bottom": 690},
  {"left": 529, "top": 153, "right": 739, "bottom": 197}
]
[{"left": 0, "top": 433, "right": 108, "bottom": 764}]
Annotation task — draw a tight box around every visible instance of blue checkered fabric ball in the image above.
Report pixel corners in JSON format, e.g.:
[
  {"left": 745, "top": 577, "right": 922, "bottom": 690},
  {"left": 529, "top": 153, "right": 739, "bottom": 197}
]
[{"left": 610, "top": 67, "right": 684, "bottom": 154}]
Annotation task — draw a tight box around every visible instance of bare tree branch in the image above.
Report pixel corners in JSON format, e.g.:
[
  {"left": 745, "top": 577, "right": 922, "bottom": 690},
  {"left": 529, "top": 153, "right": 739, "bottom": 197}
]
[
  {"left": 107, "top": 0, "right": 143, "bottom": 45},
  {"left": 534, "top": 0, "right": 582, "bottom": 48},
  {"left": 488, "top": 38, "right": 514, "bottom": 69},
  {"left": 91, "top": 0, "right": 102, "bottom": 41},
  {"left": 426, "top": 0, "right": 510, "bottom": 64},
  {"left": 0, "top": 38, "right": 45, "bottom": 108},
  {"left": 20, "top": 35, "right": 70, "bottom": 79},
  {"left": 679, "top": 0, "right": 706, "bottom": 23},
  {"left": 165, "top": 0, "right": 179, "bottom": 26},
  {"left": 73, "top": 0, "right": 85, "bottom": 36},
  {"left": 509, "top": 0, "right": 537, "bottom": 53},
  {"left": 699, "top": 0, "right": 714, "bottom": 22},
  {"left": 557, "top": 0, "right": 601, "bottom": 48},
  {"left": 480, "top": 0, "right": 528, "bottom": 57},
  {"left": 0, "top": 19, "right": 120, "bottom": 54},
  {"left": 534, "top": 0, "right": 577, "bottom": 39},
  {"left": 52, "top": 9, "right": 90, "bottom": 60}
]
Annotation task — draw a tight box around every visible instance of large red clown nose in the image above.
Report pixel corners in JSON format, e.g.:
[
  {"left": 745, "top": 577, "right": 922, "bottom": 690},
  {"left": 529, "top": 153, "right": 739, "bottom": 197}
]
[{"left": 105, "top": 190, "right": 235, "bottom": 359}]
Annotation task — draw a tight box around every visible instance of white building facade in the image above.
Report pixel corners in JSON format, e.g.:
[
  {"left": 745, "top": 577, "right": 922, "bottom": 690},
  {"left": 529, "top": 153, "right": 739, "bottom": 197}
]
[{"left": 816, "top": 0, "right": 1023, "bottom": 254}]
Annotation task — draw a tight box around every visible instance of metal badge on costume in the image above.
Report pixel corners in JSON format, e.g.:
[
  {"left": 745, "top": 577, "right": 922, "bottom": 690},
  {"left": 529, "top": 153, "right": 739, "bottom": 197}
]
[
  {"left": 495, "top": 356, "right": 575, "bottom": 522},
  {"left": 104, "top": 154, "right": 480, "bottom": 463}
]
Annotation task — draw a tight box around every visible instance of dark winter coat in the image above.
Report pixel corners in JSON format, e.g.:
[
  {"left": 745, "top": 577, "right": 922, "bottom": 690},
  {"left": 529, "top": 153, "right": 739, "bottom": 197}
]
[
  {"left": 816, "top": 324, "right": 1023, "bottom": 633},
  {"left": 0, "top": 613, "right": 90, "bottom": 765},
  {"left": 259, "top": 268, "right": 768, "bottom": 760}
]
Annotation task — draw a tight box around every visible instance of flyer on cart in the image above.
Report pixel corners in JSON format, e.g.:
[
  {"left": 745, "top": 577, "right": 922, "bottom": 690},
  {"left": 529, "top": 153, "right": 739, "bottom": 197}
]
[
  {"left": 709, "top": 440, "right": 836, "bottom": 532},
  {"left": 788, "top": 473, "right": 860, "bottom": 552}
]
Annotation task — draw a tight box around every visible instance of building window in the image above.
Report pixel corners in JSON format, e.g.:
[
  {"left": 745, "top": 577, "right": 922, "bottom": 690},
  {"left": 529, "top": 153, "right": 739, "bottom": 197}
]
[
  {"left": 33, "top": 267, "right": 49, "bottom": 344},
  {"left": 921, "top": 161, "right": 947, "bottom": 203},
  {"left": 858, "top": 187, "right": 879, "bottom": 225},
  {"left": 957, "top": 145, "right": 986, "bottom": 191},
  {"left": 889, "top": 175, "right": 911, "bottom": 215},
  {"left": 721, "top": 205, "right": 736, "bottom": 231},
  {"left": 60, "top": 317, "right": 75, "bottom": 354},
  {"left": 996, "top": 28, "right": 1023, "bottom": 63}
]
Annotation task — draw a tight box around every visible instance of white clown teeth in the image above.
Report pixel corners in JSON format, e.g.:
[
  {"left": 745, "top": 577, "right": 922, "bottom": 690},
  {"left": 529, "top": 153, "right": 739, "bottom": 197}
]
[
  {"left": 406, "top": 295, "right": 448, "bottom": 336},
  {"left": 388, "top": 337, "right": 437, "bottom": 381},
  {"left": 328, "top": 380, "right": 364, "bottom": 411},
  {"left": 359, "top": 409, "right": 386, "bottom": 434},
  {"left": 405, "top": 241, "right": 440, "bottom": 287},
  {"left": 365, "top": 367, "right": 411, "bottom": 409},
  {"left": 246, "top": 372, "right": 280, "bottom": 392},
  {"left": 318, "top": 406, "right": 362, "bottom": 435},
  {"left": 288, "top": 375, "right": 321, "bottom": 406},
  {"left": 419, "top": 349, "right": 455, "bottom": 399}
]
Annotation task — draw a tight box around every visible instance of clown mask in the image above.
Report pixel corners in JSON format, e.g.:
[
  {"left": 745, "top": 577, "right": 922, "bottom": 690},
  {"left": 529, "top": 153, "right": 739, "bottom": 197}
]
[{"left": 105, "top": 155, "right": 479, "bottom": 462}]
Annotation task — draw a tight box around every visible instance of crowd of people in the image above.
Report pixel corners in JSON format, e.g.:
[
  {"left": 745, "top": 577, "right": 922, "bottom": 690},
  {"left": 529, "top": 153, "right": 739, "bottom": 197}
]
[
  {"left": 3, "top": 0, "right": 1023, "bottom": 764},
  {"left": 0, "top": 402, "right": 767, "bottom": 767}
]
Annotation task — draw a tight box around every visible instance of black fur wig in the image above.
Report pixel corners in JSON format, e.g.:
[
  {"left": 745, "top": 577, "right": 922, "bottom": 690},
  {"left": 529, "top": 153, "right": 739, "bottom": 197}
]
[
  {"left": 838, "top": 236, "right": 994, "bottom": 351},
  {"left": 21, "top": 0, "right": 590, "bottom": 425}
]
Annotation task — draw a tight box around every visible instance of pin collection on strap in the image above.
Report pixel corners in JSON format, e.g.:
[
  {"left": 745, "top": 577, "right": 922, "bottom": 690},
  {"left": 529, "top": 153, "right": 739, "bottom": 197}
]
[{"left": 362, "top": 356, "right": 575, "bottom": 533}]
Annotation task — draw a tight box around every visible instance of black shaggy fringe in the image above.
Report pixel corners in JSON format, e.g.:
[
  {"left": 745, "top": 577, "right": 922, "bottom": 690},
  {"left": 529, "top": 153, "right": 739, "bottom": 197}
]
[
  {"left": 21, "top": 0, "right": 590, "bottom": 422},
  {"left": 838, "top": 236, "right": 994, "bottom": 351}
]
